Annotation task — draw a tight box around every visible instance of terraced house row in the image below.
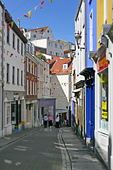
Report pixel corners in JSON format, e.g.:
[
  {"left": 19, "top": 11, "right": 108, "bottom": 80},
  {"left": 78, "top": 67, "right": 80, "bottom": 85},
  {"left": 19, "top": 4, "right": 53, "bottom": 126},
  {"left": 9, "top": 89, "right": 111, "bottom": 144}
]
[
  {"left": 72, "top": 0, "right": 113, "bottom": 169},
  {"left": 0, "top": 1, "right": 73, "bottom": 139}
]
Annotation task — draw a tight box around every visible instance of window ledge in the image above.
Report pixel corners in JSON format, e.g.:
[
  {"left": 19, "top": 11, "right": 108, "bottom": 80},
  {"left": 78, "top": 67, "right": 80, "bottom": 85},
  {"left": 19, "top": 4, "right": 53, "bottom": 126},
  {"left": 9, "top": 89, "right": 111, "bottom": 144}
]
[{"left": 98, "top": 129, "right": 109, "bottom": 135}]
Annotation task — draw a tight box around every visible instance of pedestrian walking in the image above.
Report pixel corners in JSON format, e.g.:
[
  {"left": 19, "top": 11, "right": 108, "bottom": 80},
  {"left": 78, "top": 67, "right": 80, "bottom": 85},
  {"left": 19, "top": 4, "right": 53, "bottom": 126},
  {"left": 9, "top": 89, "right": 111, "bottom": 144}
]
[
  {"left": 59, "top": 116, "right": 62, "bottom": 128},
  {"left": 56, "top": 115, "right": 59, "bottom": 128},
  {"left": 44, "top": 114, "right": 48, "bottom": 128},
  {"left": 48, "top": 114, "right": 52, "bottom": 128}
]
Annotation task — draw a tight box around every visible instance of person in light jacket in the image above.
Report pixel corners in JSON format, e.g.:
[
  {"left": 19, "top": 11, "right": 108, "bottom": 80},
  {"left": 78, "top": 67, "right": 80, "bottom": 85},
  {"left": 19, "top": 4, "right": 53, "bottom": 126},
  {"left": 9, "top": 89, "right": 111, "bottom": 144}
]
[
  {"left": 44, "top": 114, "right": 48, "bottom": 128},
  {"left": 56, "top": 115, "right": 59, "bottom": 128}
]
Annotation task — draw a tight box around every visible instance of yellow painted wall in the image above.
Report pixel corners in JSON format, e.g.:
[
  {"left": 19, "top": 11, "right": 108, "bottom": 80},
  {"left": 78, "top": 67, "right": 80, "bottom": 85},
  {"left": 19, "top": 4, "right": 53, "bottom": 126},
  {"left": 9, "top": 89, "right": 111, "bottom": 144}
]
[
  {"left": 107, "top": 0, "right": 112, "bottom": 24},
  {"left": 97, "top": 0, "right": 112, "bottom": 49},
  {"left": 97, "top": 0, "right": 104, "bottom": 49}
]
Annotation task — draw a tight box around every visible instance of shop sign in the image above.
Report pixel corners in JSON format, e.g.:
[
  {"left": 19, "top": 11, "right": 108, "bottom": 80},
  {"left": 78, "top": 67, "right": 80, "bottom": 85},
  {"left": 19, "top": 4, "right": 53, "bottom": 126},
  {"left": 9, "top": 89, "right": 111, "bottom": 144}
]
[{"left": 97, "top": 51, "right": 108, "bottom": 72}]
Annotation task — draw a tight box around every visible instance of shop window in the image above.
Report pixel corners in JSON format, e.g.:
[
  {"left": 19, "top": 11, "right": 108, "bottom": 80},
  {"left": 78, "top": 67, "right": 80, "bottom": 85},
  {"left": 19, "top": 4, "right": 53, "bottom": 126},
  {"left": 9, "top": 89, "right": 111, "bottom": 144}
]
[{"left": 99, "top": 69, "right": 108, "bottom": 131}]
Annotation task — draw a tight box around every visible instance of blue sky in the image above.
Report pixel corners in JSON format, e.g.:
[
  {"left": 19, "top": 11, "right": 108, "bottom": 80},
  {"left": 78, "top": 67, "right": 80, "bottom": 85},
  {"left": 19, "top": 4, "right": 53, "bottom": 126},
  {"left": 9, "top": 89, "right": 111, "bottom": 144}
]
[{"left": 3, "top": 0, "right": 79, "bottom": 43}]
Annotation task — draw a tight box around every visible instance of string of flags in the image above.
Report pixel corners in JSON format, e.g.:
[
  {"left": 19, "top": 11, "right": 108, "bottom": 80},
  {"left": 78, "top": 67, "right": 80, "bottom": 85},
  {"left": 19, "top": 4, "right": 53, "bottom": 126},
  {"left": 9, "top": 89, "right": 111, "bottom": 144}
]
[{"left": 5, "top": 0, "right": 52, "bottom": 30}]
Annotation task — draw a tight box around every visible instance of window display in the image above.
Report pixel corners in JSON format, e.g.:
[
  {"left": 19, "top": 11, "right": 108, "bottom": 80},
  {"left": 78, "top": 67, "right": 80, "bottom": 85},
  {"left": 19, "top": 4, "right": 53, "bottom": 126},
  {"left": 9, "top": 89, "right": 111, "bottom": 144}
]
[{"left": 99, "top": 69, "right": 108, "bottom": 131}]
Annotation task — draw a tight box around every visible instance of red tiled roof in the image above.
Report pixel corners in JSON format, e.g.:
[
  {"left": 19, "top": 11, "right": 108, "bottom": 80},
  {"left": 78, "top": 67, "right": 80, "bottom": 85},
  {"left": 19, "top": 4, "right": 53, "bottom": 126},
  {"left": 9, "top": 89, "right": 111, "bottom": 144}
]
[
  {"left": 51, "top": 58, "right": 72, "bottom": 75},
  {"left": 28, "top": 26, "right": 48, "bottom": 34},
  {"left": 64, "top": 50, "right": 72, "bottom": 54}
]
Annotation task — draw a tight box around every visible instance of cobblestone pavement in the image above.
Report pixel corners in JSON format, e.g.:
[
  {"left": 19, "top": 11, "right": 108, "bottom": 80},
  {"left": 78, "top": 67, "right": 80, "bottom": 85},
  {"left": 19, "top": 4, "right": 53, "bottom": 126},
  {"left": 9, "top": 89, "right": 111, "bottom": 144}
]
[{"left": 0, "top": 126, "right": 107, "bottom": 170}]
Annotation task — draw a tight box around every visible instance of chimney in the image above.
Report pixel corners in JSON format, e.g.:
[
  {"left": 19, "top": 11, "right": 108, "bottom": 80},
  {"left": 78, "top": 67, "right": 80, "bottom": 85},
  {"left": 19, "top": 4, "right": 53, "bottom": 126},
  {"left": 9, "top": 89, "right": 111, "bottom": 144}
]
[{"left": 17, "top": 18, "right": 20, "bottom": 28}]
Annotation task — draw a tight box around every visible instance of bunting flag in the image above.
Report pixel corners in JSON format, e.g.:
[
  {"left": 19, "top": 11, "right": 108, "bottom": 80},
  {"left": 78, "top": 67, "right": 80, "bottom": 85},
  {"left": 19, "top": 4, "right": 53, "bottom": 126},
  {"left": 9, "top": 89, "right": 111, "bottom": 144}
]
[
  {"left": 0, "top": 29, "right": 2, "bottom": 33},
  {"left": 34, "top": 6, "right": 38, "bottom": 11},
  {"left": 40, "top": 1, "right": 44, "bottom": 9},
  {"left": 28, "top": 11, "right": 31, "bottom": 18},
  {"left": 35, "top": 64, "right": 37, "bottom": 67},
  {"left": 21, "top": 59, "right": 23, "bottom": 63},
  {"left": 7, "top": 51, "right": 9, "bottom": 55},
  {"left": 7, "top": 24, "right": 9, "bottom": 30},
  {"left": 10, "top": 53, "right": 13, "bottom": 57},
  {"left": 11, "top": 21, "right": 14, "bottom": 28},
  {"left": 23, "top": 61, "right": 26, "bottom": 63},
  {"left": 23, "top": 14, "right": 28, "bottom": 18},
  {"left": 44, "top": 68, "right": 46, "bottom": 71},
  {"left": 49, "top": 0, "right": 52, "bottom": 2}
]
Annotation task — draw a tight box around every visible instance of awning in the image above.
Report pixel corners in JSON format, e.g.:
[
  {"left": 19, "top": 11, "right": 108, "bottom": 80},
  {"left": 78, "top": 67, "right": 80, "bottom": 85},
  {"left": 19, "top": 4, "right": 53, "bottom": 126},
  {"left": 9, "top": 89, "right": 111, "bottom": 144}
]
[
  {"left": 72, "top": 89, "right": 81, "bottom": 93},
  {"left": 80, "top": 68, "right": 94, "bottom": 77}
]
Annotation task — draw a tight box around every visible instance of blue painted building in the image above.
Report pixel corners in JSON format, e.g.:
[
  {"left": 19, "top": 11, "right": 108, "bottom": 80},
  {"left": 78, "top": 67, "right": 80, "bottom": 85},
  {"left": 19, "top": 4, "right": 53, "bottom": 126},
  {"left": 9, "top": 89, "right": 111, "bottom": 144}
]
[{"left": 80, "top": 0, "right": 97, "bottom": 143}]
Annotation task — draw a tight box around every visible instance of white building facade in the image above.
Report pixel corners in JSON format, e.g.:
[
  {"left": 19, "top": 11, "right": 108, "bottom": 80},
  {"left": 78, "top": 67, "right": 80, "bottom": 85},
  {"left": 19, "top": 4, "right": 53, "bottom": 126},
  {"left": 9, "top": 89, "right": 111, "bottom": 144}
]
[
  {"left": 0, "top": 2, "right": 4, "bottom": 137},
  {"left": 3, "top": 9, "right": 27, "bottom": 135}
]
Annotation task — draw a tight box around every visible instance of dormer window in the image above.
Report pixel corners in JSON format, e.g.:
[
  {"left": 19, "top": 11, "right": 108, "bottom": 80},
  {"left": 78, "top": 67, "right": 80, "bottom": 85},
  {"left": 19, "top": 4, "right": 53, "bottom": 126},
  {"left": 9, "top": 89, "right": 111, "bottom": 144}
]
[{"left": 63, "top": 64, "right": 68, "bottom": 70}]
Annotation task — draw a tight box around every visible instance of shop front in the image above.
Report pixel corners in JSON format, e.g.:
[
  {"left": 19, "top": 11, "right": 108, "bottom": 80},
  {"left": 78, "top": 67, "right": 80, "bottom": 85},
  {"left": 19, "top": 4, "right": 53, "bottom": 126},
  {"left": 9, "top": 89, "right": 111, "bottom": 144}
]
[
  {"left": 38, "top": 98, "right": 56, "bottom": 126},
  {"left": 95, "top": 47, "right": 109, "bottom": 164}
]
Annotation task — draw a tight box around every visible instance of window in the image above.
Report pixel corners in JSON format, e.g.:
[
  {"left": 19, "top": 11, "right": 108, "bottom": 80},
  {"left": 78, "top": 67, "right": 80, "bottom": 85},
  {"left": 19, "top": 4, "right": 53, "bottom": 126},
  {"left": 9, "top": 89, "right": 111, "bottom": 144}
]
[
  {"left": 30, "top": 61, "right": 32, "bottom": 73},
  {"left": 33, "top": 82, "right": 34, "bottom": 95},
  {"left": 56, "top": 52, "right": 59, "bottom": 56},
  {"left": 47, "top": 30, "right": 49, "bottom": 33},
  {"left": 12, "top": 66, "right": 15, "bottom": 84},
  {"left": 27, "top": 80, "right": 29, "bottom": 95},
  {"left": 99, "top": 69, "right": 108, "bottom": 131},
  {"left": 47, "top": 37, "right": 49, "bottom": 40},
  {"left": 17, "top": 69, "right": 19, "bottom": 85},
  {"left": 30, "top": 81, "right": 32, "bottom": 95},
  {"left": 89, "top": 12, "right": 93, "bottom": 51},
  {"left": 60, "top": 45, "right": 62, "bottom": 49},
  {"left": 21, "top": 43, "right": 23, "bottom": 56},
  {"left": 50, "top": 88, "right": 52, "bottom": 96},
  {"left": 7, "top": 28, "right": 10, "bottom": 44},
  {"left": 49, "top": 51, "right": 52, "bottom": 55},
  {"left": 12, "top": 33, "right": 15, "bottom": 48},
  {"left": 27, "top": 58, "right": 29, "bottom": 72},
  {"left": 33, "top": 34, "right": 36, "bottom": 38},
  {"left": 49, "top": 42, "right": 52, "bottom": 47},
  {"left": 6, "top": 64, "right": 9, "bottom": 83},
  {"left": 21, "top": 71, "right": 23, "bottom": 86},
  {"left": 17, "top": 38, "right": 19, "bottom": 53},
  {"left": 33, "top": 63, "right": 34, "bottom": 75},
  {"left": 55, "top": 44, "right": 57, "bottom": 48},
  {"left": 63, "top": 64, "right": 68, "bottom": 70}
]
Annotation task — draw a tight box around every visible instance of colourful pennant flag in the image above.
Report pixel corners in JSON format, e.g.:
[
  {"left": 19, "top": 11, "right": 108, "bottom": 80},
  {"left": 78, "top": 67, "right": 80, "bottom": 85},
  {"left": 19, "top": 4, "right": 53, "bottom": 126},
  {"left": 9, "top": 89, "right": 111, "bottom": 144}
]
[
  {"left": 7, "top": 51, "right": 9, "bottom": 55},
  {"left": 40, "top": 1, "right": 44, "bottom": 9},
  {"left": 28, "top": 11, "right": 31, "bottom": 19},
  {"left": 7, "top": 24, "right": 9, "bottom": 31},
  {"left": 10, "top": 53, "right": 13, "bottom": 57},
  {"left": 21, "top": 59, "right": 23, "bottom": 63},
  {"left": 35, "top": 64, "right": 37, "bottom": 67},
  {"left": 0, "top": 29, "right": 2, "bottom": 33},
  {"left": 49, "top": 0, "right": 52, "bottom": 2},
  {"left": 23, "top": 14, "right": 28, "bottom": 18},
  {"left": 11, "top": 21, "right": 14, "bottom": 28},
  {"left": 34, "top": 6, "right": 38, "bottom": 11},
  {"left": 23, "top": 61, "right": 26, "bottom": 63},
  {"left": 44, "top": 68, "right": 46, "bottom": 71}
]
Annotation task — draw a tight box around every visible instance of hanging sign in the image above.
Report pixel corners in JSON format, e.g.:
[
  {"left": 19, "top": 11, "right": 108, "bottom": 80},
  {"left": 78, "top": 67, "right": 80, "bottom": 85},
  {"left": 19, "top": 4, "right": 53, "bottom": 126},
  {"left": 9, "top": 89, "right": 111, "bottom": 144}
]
[{"left": 97, "top": 51, "right": 108, "bottom": 72}]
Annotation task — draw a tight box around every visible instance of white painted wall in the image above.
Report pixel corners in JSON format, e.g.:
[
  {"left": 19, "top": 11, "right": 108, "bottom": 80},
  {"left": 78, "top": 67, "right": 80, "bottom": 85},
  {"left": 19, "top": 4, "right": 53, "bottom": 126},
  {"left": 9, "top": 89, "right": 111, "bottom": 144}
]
[
  {"left": 4, "top": 22, "right": 25, "bottom": 92},
  {"left": 75, "top": 0, "right": 85, "bottom": 84}
]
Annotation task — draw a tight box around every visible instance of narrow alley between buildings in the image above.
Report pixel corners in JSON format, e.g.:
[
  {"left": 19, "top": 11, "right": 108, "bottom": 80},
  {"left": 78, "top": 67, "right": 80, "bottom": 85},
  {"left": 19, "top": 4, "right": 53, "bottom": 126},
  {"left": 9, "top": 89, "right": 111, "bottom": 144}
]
[{"left": 0, "top": 126, "right": 107, "bottom": 170}]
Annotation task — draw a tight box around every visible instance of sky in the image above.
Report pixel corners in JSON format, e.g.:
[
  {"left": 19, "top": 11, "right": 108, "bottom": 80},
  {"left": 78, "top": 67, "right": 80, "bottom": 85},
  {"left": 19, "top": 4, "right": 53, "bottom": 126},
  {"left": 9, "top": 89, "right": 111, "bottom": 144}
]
[{"left": 2, "top": 0, "right": 79, "bottom": 43}]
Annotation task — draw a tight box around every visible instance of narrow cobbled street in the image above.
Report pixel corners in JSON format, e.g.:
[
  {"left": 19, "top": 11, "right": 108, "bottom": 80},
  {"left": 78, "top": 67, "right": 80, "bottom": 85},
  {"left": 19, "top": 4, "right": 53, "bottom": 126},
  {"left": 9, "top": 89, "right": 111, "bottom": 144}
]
[{"left": 0, "top": 127, "right": 107, "bottom": 170}]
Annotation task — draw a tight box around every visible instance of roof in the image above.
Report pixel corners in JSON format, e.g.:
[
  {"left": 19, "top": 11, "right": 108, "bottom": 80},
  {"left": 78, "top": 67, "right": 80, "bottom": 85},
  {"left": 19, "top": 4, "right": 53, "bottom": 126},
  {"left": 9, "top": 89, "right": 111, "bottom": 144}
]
[
  {"left": 64, "top": 50, "right": 72, "bottom": 54},
  {"left": 28, "top": 26, "right": 49, "bottom": 34},
  {"left": 51, "top": 58, "right": 72, "bottom": 75}
]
